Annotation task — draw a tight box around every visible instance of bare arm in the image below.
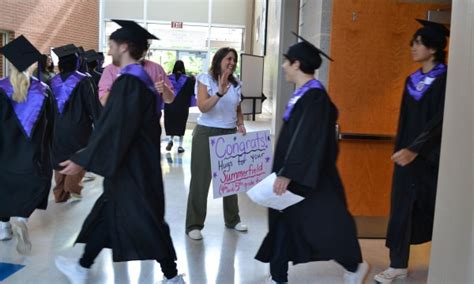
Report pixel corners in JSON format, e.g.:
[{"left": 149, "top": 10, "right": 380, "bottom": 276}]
[
  {"left": 155, "top": 80, "right": 174, "bottom": 103},
  {"left": 197, "top": 70, "right": 232, "bottom": 113},
  {"left": 197, "top": 82, "right": 220, "bottom": 113},
  {"left": 100, "top": 92, "right": 110, "bottom": 106}
]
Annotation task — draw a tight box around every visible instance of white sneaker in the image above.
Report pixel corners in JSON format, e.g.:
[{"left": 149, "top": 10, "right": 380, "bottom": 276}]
[
  {"left": 344, "top": 260, "right": 369, "bottom": 284},
  {"left": 0, "top": 221, "right": 13, "bottom": 241},
  {"left": 55, "top": 256, "right": 88, "bottom": 284},
  {"left": 187, "top": 229, "right": 203, "bottom": 240},
  {"left": 232, "top": 222, "right": 248, "bottom": 232},
  {"left": 374, "top": 267, "right": 408, "bottom": 283},
  {"left": 161, "top": 273, "right": 186, "bottom": 283},
  {"left": 70, "top": 193, "right": 83, "bottom": 202},
  {"left": 13, "top": 219, "right": 31, "bottom": 254}
]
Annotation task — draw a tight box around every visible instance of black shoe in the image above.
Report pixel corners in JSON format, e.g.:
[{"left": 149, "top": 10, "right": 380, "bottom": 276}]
[
  {"left": 177, "top": 146, "right": 185, "bottom": 153},
  {"left": 166, "top": 141, "right": 173, "bottom": 151}
]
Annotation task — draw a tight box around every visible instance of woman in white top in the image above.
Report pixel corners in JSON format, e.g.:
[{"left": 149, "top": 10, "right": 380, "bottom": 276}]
[{"left": 185, "top": 47, "right": 247, "bottom": 240}]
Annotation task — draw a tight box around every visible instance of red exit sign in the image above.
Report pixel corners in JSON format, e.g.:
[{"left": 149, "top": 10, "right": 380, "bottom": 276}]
[{"left": 171, "top": 21, "right": 183, "bottom": 29}]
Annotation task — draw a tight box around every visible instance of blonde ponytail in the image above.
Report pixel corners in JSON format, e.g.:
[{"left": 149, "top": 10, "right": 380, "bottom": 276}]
[{"left": 9, "top": 66, "right": 30, "bottom": 103}]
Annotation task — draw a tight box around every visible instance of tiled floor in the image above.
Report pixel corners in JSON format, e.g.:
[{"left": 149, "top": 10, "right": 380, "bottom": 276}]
[{"left": 0, "top": 121, "right": 431, "bottom": 284}]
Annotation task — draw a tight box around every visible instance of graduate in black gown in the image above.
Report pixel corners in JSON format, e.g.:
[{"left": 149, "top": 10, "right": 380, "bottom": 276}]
[
  {"left": 54, "top": 20, "right": 184, "bottom": 284},
  {"left": 84, "top": 49, "right": 103, "bottom": 87},
  {"left": 0, "top": 35, "right": 54, "bottom": 255},
  {"left": 50, "top": 44, "right": 101, "bottom": 203},
  {"left": 374, "top": 20, "right": 449, "bottom": 284},
  {"left": 164, "top": 60, "right": 196, "bottom": 153},
  {"left": 255, "top": 33, "right": 368, "bottom": 284}
]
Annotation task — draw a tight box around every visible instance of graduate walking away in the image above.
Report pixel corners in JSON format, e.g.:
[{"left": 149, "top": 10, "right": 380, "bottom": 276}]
[
  {"left": 0, "top": 35, "right": 54, "bottom": 255},
  {"left": 374, "top": 19, "right": 449, "bottom": 284},
  {"left": 164, "top": 60, "right": 195, "bottom": 153},
  {"left": 255, "top": 33, "right": 368, "bottom": 284},
  {"left": 55, "top": 20, "right": 184, "bottom": 284},
  {"left": 50, "top": 44, "right": 101, "bottom": 203}
]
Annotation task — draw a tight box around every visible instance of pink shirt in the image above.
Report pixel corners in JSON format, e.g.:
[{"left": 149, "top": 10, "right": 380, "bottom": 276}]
[{"left": 98, "top": 60, "right": 172, "bottom": 98}]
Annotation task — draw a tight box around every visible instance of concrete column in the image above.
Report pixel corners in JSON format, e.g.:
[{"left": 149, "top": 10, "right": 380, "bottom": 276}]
[
  {"left": 263, "top": 0, "right": 299, "bottom": 137},
  {"left": 428, "top": 1, "right": 474, "bottom": 283}
]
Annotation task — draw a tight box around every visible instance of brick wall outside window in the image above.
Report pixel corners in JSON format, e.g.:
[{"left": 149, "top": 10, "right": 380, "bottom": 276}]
[{"left": 0, "top": 0, "right": 99, "bottom": 77}]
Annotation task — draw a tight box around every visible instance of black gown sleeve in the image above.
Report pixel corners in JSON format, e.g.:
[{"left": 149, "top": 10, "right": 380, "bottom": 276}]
[
  {"left": 277, "top": 90, "right": 332, "bottom": 190},
  {"left": 70, "top": 76, "right": 148, "bottom": 177}
]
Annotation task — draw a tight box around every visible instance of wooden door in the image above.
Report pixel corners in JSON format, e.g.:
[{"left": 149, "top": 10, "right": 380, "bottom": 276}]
[{"left": 328, "top": 0, "right": 451, "bottom": 216}]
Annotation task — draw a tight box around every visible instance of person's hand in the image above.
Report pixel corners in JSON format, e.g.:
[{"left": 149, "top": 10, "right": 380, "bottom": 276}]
[
  {"left": 154, "top": 80, "right": 173, "bottom": 95},
  {"left": 218, "top": 69, "right": 232, "bottom": 95},
  {"left": 273, "top": 176, "right": 291, "bottom": 196},
  {"left": 237, "top": 124, "right": 246, "bottom": 135},
  {"left": 391, "top": 149, "right": 418, "bottom": 167},
  {"left": 59, "top": 160, "right": 84, "bottom": 175}
]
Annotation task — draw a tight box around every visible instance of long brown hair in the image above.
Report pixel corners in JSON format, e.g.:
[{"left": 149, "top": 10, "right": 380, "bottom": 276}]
[
  {"left": 209, "top": 47, "right": 239, "bottom": 87},
  {"left": 9, "top": 66, "right": 30, "bottom": 103}
]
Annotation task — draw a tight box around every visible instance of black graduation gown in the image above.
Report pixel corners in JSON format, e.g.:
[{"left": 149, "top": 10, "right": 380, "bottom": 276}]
[
  {"left": 164, "top": 76, "right": 195, "bottom": 136},
  {"left": 0, "top": 80, "right": 54, "bottom": 218},
  {"left": 51, "top": 72, "right": 101, "bottom": 169},
  {"left": 386, "top": 72, "right": 447, "bottom": 252},
  {"left": 90, "top": 70, "right": 102, "bottom": 87},
  {"left": 70, "top": 74, "right": 177, "bottom": 262},
  {"left": 255, "top": 89, "right": 362, "bottom": 265}
]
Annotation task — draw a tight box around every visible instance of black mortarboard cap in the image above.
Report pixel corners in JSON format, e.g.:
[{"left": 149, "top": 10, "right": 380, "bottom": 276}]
[
  {"left": 83, "top": 49, "right": 101, "bottom": 63},
  {"left": 52, "top": 44, "right": 80, "bottom": 59},
  {"left": 284, "top": 32, "right": 333, "bottom": 71},
  {"left": 109, "top": 19, "right": 159, "bottom": 45},
  {"left": 416, "top": 19, "right": 450, "bottom": 38},
  {"left": 77, "top": 46, "right": 85, "bottom": 55},
  {"left": 0, "top": 35, "right": 41, "bottom": 72}
]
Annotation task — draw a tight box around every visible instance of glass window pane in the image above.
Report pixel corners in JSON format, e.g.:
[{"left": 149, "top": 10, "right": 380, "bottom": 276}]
[{"left": 147, "top": 49, "right": 177, "bottom": 73}]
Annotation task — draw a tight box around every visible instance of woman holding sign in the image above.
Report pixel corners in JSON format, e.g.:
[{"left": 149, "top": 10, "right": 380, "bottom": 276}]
[
  {"left": 185, "top": 47, "right": 247, "bottom": 240},
  {"left": 254, "top": 33, "right": 368, "bottom": 284}
]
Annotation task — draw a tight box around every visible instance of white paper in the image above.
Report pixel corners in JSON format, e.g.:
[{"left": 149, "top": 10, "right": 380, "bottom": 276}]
[{"left": 246, "top": 173, "right": 305, "bottom": 210}]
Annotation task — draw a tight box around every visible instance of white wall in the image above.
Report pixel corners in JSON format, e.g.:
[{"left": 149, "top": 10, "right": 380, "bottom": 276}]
[
  {"left": 147, "top": 0, "right": 209, "bottom": 23},
  {"left": 428, "top": 0, "right": 474, "bottom": 283},
  {"left": 104, "top": 0, "right": 144, "bottom": 20},
  {"left": 298, "top": 0, "right": 332, "bottom": 86}
]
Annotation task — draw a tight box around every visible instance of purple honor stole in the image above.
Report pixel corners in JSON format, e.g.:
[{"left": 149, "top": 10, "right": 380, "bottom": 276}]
[
  {"left": 407, "top": 63, "right": 447, "bottom": 101},
  {"left": 168, "top": 74, "right": 196, "bottom": 106},
  {"left": 120, "top": 63, "right": 163, "bottom": 115},
  {"left": 0, "top": 77, "right": 47, "bottom": 138},
  {"left": 50, "top": 71, "right": 87, "bottom": 115},
  {"left": 283, "top": 79, "right": 325, "bottom": 122}
]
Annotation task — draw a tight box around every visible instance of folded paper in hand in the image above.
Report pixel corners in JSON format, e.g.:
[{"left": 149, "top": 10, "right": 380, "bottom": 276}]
[{"left": 246, "top": 173, "right": 305, "bottom": 210}]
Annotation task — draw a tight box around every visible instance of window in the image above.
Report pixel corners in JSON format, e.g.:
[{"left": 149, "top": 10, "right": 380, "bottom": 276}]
[{"left": 102, "top": 20, "right": 245, "bottom": 75}]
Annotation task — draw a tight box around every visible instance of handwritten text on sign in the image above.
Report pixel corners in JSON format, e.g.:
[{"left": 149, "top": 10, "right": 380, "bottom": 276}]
[{"left": 209, "top": 130, "right": 273, "bottom": 198}]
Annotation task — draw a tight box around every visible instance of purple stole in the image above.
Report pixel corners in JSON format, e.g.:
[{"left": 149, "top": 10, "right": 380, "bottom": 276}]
[
  {"left": 407, "top": 64, "right": 447, "bottom": 101},
  {"left": 283, "top": 79, "right": 325, "bottom": 121},
  {"left": 119, "top": 63, "right": 163, "bottom": 114},
  {"left": 50, "top": 71, "right": 86, "bottom": 114},
  {"left": 0, "top": 77, "right": 47, "bottom": 138}
]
